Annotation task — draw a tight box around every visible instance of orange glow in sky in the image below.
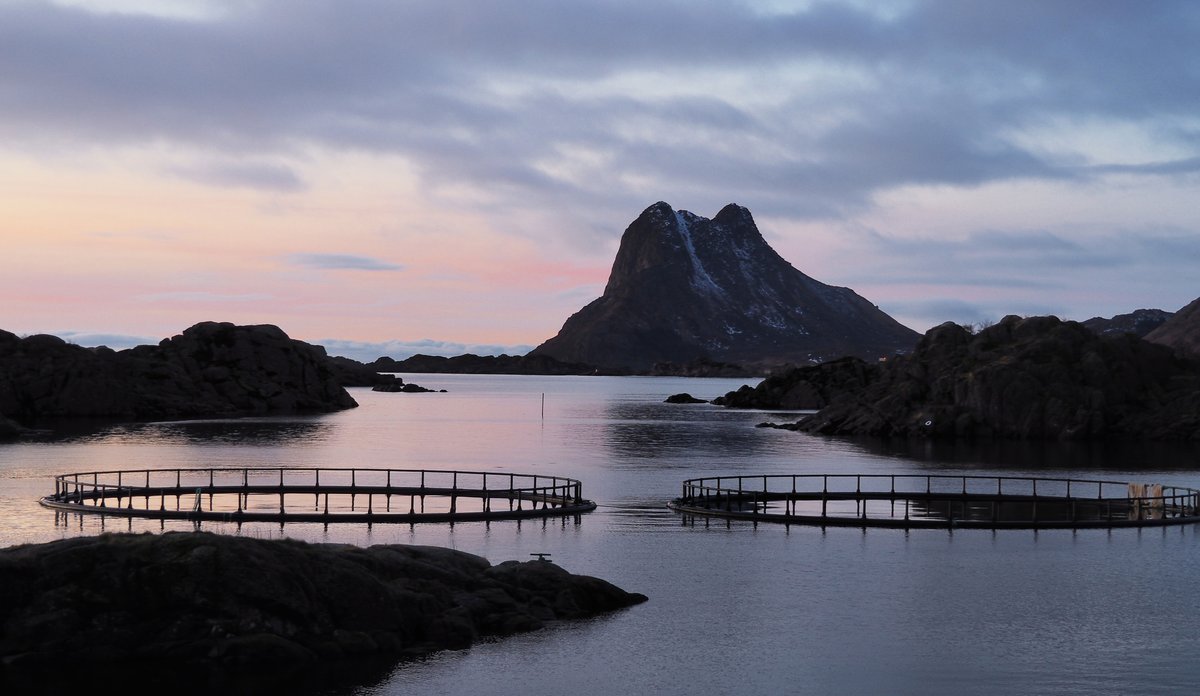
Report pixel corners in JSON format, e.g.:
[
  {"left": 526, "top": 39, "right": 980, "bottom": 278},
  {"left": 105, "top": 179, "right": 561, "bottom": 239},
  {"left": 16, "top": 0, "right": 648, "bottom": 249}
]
[{"left": 3, "top": 1, "right": 1198, "bottom": 359}]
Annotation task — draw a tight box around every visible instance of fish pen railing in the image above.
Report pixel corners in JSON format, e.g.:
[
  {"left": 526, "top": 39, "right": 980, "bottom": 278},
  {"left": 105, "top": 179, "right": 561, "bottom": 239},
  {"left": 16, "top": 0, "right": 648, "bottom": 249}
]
[
  {"left": 41, "top": 467, "right": 596, "bottom": 523},
  {"left": 669, "top": 474, "right": 1200, "bottom": 529}
]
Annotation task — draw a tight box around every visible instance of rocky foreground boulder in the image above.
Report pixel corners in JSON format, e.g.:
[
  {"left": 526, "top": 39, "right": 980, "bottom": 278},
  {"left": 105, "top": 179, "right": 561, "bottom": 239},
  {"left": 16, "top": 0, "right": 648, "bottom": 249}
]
[
  {"left": 720, "top": 315, "right": 1200, "bottom": 440},
  {"left": 0, "top": 532, "right": 646, "bottom": 677},
  {"left": 0, "top": 322, "right": 367, "bottom": 430}
]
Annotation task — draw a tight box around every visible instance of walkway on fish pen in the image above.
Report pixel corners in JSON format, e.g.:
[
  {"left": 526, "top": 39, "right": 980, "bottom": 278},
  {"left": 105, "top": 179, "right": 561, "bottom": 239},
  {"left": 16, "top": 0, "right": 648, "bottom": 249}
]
[
  {"left": 668, "top": 474, "right": 1200, "bottom": 529},
  {"left": 41, "top": 467, "right": 595, "bottom": 523}
]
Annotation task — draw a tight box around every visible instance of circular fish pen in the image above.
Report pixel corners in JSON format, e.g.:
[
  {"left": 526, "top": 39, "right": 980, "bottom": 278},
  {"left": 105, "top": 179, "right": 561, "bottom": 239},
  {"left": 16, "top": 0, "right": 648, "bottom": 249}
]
[
  {"left": 669, "top": 474, "right": 1200, "bottom": 529},
  {"left": 41, "top": 467, "right": 596, "bottom": 523}
]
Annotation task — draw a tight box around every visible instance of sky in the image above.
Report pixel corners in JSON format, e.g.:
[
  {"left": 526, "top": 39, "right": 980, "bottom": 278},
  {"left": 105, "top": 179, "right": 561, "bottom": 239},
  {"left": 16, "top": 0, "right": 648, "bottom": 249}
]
[{"left": 2, "top": 0, "right": 1198, "bottom": 362}]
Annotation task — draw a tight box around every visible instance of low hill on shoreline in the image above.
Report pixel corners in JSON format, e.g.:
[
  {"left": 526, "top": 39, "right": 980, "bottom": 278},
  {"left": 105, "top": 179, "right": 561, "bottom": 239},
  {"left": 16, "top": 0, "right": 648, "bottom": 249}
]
[
  {"left": 718, "top": 314, "right": 1200, "bottom": 440},
  {"left": 0, "top": 322, "right": 373, "bottom": 434}
]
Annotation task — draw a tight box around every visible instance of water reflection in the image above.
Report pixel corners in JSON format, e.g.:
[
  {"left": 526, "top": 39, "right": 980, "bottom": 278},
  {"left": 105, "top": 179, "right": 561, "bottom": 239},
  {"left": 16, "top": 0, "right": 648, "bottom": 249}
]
[
  {"left": 600, "top": 498, "right": 685, "bottom": 530},
  {"left": 49, "top": 418, "right": 336, "bottom": 447},
  {"left": 8, "top": 375, "right": 1200, "bottom": 695},
  {"left": 838, "top": 436, "right": 1200, "bottom": 473},
  {"left": 600, "top": 401, "right": 803, "bottom": 464},
  {"left": 144, "top": 419, "right": 334, "bottom": 446},
  {"left": 2, "top": 652, "right": 400, "bottom": 696}
]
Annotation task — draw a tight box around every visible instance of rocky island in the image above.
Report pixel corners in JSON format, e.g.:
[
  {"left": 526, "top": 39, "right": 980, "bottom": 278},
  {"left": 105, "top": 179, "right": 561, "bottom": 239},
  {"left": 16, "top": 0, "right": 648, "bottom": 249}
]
[
  {"left": 0, "top": 322, "right": 390, "bottom": 438},
  {"left": 0, "top": 532, "right": 646, "bottom": 684},
  {"left": 719, "top": 312, "right": 1200, "bottom": 440}
]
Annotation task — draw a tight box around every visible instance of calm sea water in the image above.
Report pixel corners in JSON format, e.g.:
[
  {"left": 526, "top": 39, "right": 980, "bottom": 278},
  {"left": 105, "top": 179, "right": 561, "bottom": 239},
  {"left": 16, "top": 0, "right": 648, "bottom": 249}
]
[{"left": 3, "top": 374, "right": 1200, "bottom": 695}]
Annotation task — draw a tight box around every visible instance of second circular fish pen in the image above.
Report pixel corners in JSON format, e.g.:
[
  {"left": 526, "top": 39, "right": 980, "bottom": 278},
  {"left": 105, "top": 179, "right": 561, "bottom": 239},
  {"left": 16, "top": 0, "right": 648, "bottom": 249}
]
[
  {"left": 669, "top": 474, "right": 1200, "bottom": 529},
  {"left": 41, "top": 467, "right": 596, "bottom": 523}
]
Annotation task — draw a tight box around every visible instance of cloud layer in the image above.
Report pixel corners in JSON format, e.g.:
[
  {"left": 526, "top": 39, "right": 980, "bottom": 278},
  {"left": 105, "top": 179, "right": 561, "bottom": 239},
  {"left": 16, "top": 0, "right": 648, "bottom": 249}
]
[
  {"left": 2, "top": 0, "right": 1198, "bottom": 344},
  {"left": 285, "top": 254, "right": 404, "bottom": 271},
  {"left": 5, "top": 1, "right": 1196, "bottom": 214}
]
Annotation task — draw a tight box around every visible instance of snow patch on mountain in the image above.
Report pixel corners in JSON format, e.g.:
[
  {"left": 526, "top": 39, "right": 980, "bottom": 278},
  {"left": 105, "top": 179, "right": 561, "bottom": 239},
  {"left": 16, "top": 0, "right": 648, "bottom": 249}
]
[{"left": 675, "top": 211, "right": 724, "bottom": 298}]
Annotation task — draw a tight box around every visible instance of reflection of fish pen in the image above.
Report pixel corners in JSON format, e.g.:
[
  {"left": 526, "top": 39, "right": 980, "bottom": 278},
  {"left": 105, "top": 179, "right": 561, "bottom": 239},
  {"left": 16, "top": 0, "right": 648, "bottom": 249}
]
[
  {"left": 42, "top": 468, "right": 596, "bottom": 523},
  {"left": 669, "top": 474, "right": 1200, "bottom": 529}
]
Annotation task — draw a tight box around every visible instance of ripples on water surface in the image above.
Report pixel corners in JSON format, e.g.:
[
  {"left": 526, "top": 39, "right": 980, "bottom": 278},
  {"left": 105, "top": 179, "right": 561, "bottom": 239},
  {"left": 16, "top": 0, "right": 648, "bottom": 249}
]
[{"left": 3, "top": 374, "right": 1200, "bottom": 695}]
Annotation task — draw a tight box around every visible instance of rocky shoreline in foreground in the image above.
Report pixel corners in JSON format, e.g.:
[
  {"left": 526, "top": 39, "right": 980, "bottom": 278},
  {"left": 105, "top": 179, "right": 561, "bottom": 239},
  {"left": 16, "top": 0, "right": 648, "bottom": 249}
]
[{"left": 0, "top": 532, "right": 646, "bottom": 685}]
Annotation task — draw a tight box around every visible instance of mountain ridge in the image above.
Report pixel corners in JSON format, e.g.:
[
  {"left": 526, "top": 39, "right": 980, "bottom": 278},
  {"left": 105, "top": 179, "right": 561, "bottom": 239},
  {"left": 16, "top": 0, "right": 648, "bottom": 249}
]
[{"left": 530, "top": 202, "right": 919, "bottom": 371}]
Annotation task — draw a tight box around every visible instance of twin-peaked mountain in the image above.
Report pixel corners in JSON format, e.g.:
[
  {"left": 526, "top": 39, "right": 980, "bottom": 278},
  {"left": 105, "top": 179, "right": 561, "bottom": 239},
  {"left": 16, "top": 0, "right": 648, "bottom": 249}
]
[{"left": 531, "top": 202, "right": 919, "bottom": 371}]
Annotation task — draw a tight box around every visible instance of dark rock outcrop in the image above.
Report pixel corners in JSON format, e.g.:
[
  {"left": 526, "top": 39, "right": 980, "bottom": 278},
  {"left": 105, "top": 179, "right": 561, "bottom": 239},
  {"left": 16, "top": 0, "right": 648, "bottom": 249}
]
[
  {"left": 664, "top": 393, "right": 708, "bottom": 404},
  {"left": 371, "top": 380, "right": 443, "bottom": 393},
  {"left": 0, "top": 323, "right": 358, "bottom": 427},
  {"left": 326, "top": 356, "right": 398, "bottom": 387},
  {"left": 713, "top": 356, "right": 880, "bottom": 410},
  {"left": 788, "top": 315, "right": 1200, "bottom": 440},
  {"left": 529, "top": 202, "right": 919, "bottom": 371},
  {"left": 370, "top": 353, "right": 602, "bottom": 375},
  {"left": 1146, "top": 296, "right": 1200, "bottom": 358},
  {"left": 1081, "top": 308, "right": 1172, "bottom": 338},
  {"left": 0, "top": 414, "right": 25, "bottom": 440},
  {"left": 0, "top": 532, "right": 646, "bottom": 675}
]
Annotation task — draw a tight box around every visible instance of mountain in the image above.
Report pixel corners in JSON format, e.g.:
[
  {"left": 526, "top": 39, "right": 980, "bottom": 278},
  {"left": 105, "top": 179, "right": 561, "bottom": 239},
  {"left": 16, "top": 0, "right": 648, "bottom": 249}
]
[
  {"left": 1146, "top": 297, "right": 1200, "bottom": 358},
  {"left": 1081, "top": 308, "right": 1172, "bottom": 338},
  {"left": 530, "top": 202, "right": 919, "bottom": 371}
]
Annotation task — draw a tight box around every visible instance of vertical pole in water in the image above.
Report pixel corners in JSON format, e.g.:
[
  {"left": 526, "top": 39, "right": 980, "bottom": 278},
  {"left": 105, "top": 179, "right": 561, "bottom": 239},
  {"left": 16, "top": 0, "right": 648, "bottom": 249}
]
[
  {"left": 541, "top": 393, "right": 545, "bottom": 421},
  {"left": 1032, "top": 479, "right": 1039, "bottom": 525}
]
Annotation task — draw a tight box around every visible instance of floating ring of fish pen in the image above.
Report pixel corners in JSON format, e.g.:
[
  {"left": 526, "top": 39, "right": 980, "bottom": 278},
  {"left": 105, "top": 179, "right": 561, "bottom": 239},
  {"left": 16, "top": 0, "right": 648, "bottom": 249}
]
[
  {"left": 669, "top": 474, "right": 1200, "bottom": 529},
  {"left": 41, "top": 467, "right": 596, "bottom": 523}
]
